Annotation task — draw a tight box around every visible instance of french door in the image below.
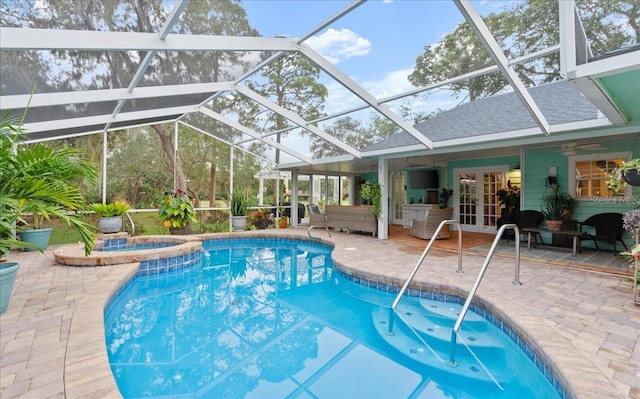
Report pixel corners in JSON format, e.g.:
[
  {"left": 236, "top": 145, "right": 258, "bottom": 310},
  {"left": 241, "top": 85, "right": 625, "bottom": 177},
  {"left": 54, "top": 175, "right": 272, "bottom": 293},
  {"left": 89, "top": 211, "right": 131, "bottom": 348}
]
[
  {"left": 390, "top": 171, "right": 406, "bottom": 225},
  {"left": 455, "top": 167, "right": 507, "bottom": 232}
]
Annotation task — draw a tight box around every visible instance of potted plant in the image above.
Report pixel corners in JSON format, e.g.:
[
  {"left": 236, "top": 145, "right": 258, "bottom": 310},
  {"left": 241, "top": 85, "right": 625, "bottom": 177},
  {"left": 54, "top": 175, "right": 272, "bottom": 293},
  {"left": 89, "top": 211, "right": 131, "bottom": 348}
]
[
  {"left": 156, "top": 189, "right": 197, "bottom": 234},
  {"left": 439, "top": 188, "right": 454, "bottom": 209},
  {"left": 541, "top": 185, "right": 575, "bottom": 231},
  {"left": 608, "top": 158, "right": 640, "bottom": 192},
  {"left": 360, "top": 181, "right": 381, "bottom": 219},
  {"left": 496, "top": 181, "right": 520, "bottom": 222},
  {"left": 88, "top": 200, "right": 132, "bottom": 233},
  {"left": 0, "top": 111, "right": 96, "bottom": 255},
  {"left": 1, "top": 110, "right": 97, "bottom": 313},
  {"left": 230, "top": 191, "right": 248, "bottom": 231},
  {"left": 279, "top": 215, "right": 289, "bottom": 229}
]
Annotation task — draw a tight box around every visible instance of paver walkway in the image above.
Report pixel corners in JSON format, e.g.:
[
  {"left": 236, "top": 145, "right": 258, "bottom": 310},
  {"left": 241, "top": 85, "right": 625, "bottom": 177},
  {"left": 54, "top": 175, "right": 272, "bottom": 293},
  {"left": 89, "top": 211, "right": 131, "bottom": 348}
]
[{"left": 0, "top": 228, "right": 638, "bottom": 398}]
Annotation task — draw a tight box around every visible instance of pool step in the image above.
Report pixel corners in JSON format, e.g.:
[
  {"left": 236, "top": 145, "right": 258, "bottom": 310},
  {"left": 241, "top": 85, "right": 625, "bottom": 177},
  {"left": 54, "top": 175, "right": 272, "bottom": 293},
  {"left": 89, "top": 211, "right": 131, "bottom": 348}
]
[
  {"left": 417, "top": 298, "right": 487, "bottom": 328},
  {"left": 333, "top": 274, "right": 398, "bottom": 307},
  {"left": 389, "top": 302, "right": 505, "bottom": 353},
  {"left": 372, "top": 306, "right": 510, "bottom": 385}
]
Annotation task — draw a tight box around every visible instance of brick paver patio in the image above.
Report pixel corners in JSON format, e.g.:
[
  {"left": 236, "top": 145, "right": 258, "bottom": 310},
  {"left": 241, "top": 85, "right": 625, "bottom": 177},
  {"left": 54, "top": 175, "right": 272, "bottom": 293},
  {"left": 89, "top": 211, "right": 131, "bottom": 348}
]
[{"left": 1, "top": 228, "right": 638, "bottom": 398}]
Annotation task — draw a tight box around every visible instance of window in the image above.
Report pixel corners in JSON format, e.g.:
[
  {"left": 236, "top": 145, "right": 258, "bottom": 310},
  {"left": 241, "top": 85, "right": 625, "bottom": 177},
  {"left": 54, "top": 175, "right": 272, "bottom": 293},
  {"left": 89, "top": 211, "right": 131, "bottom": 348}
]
[{"left": 569, "top": 152, "right": 630, "bottom": 199}]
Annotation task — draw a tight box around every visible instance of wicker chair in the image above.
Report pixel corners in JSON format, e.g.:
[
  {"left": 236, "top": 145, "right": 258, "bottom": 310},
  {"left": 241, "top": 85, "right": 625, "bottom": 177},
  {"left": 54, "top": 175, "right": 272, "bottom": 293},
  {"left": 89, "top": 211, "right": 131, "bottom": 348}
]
[
  {"left": 512, "top": 210, "right": 545, "bottom": 244},
  {"left": 307, "top": 204, "right": 330, "bottom": 235},
  {"left": 578, "top": 212, "right": 627, "bottom": 255},
  {"left": 410, "top": 208, "right": 453, "bottom": 240}
]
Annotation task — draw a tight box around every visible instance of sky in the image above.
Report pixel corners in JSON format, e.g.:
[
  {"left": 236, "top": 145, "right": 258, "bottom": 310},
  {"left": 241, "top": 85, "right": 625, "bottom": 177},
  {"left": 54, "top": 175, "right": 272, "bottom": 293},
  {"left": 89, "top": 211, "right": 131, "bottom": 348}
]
[{"left": 241, "top": 0, "right": 520, "bottom": 118}]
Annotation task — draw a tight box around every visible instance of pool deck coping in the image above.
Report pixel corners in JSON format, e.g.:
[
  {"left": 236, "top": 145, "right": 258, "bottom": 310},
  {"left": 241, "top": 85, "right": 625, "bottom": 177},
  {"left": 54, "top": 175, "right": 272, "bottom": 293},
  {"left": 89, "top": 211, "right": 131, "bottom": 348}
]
[{"left": 1, "top": 228, "right": 638, "bottom": 398}]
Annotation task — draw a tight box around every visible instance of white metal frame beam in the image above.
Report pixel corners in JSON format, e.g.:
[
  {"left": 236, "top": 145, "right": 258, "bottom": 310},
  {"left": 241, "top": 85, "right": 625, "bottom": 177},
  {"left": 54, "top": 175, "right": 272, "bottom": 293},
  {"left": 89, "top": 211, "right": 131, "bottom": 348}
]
[
  {"left": 454, "top": 0, "right": 550, "bottom": 135},
  {"left": 0, "top": 27, "right": 298, "bottom": 52},
  {"left": 179, "top": 121, "right": 277, "bottom": 168},
  {"left": 108, "top": 1, "right": 191, "bottom": 126},
  {"left": 573, "top": 50, "right": 640, "bottom": 79},
  {"left": 287, "top": 46, "right": 560, "bottom": 129},
  {"left": 22, "top": 105, "right": 198, "bottom": 133},
  {"left": 559, "top": 0, "right": 630, "bottom": 125},
  {"left": 234, "top": 86, "right": 362, "bottom": 158},
  {"left": 198, "top": 107, "right": 311, "bottom": 164},
  {"left": 298, "top": 44, "right": 434, "bottom": 149},
  {"left": 1, "top": 82, "right": 234, "bottom": 109}
]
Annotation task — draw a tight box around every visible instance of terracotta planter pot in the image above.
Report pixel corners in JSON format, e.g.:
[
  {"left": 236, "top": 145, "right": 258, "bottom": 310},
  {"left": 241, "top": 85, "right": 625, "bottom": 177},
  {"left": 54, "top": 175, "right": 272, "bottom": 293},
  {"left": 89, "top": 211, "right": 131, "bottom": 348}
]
[
  {"left": 546, "top": 220, "right": 563, "bottom": 231},
  {"left": 169, "top": 225, "right": 192, "bottom": 235}
]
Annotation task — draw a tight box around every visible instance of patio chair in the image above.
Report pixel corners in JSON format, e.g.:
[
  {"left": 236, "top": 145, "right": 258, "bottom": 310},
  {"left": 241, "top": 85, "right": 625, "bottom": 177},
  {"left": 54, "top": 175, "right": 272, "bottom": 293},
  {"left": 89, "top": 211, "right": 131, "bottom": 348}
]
[
  {"left": 282, "top": 202, "right": 306, "bottom": 223},
  {"left": 578, "top": 213, "right": 627, "bottom": 255},
  {"left": 307, "top": 204, "right": 330, "bottom": 235},
  {"left": 511, "top": 210, "right": 545, "bottom": 245}
]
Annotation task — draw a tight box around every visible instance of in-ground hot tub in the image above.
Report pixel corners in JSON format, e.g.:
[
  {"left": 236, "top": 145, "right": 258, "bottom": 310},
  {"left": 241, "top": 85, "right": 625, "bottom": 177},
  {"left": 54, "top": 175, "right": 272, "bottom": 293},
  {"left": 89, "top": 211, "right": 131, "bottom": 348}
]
[{"left": 54, "top": 233, "right": 202, "bottom": 268}]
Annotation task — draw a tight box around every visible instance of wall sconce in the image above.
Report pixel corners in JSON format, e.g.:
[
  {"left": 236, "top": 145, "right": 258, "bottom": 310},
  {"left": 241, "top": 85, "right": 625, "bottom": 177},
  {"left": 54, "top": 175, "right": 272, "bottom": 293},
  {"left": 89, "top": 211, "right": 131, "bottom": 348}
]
[{"left": 547, "top": 166, "right": 558, "bottom": 186}]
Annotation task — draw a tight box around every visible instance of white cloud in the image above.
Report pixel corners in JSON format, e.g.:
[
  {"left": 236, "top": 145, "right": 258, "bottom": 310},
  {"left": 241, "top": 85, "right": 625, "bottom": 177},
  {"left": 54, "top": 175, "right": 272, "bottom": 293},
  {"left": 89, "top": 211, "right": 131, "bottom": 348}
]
[
  {"left": 361, "top": 68, "right": 415, "bottom": 98},
  {"left": 322, "top": 68, "right": 415, "bottom": 116},
  {"left": 305, "top": 28, "right": 371, "bottom": 64},
  {"left": 323, "top": 67, "right": 459, "bottom": 120}
]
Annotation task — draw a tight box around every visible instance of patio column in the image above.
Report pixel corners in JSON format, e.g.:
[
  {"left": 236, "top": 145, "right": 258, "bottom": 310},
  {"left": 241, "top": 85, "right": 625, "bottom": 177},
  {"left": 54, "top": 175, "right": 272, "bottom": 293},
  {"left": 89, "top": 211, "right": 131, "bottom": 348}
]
[
  {"left": 291, "top": 170, "right": 299, "bottom": 226},
  {"left": 348, "top": 176, "right": 355, "bottom": 205},
  {"left": 378, "top": 158, "right": 389, "bottom": 240},
  {"left": 101, "top": 130, "right": 107, "bottom": 203}
]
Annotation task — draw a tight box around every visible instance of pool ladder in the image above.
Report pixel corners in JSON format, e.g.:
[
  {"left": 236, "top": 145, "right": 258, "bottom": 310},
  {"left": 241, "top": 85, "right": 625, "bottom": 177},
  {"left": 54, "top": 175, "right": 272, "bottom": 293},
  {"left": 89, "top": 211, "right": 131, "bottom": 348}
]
[{"left": 386, "top": 221, "right": 521, "bottom": 367}]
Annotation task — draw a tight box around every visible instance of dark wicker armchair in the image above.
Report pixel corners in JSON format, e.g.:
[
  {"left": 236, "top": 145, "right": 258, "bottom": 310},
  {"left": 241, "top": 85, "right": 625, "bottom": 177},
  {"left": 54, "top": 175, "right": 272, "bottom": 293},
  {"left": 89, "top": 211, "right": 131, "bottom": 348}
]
[
  {"left": 512, "top": 210, "right": 545, "bottom": 244},
  {"left": 578, "top": 213, "right": 628, "bottom": 255}
]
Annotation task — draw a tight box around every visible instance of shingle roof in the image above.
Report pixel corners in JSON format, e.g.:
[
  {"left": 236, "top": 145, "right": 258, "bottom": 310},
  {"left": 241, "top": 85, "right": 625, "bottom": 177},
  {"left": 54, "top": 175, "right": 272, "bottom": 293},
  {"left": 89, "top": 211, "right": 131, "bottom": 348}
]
[{"left": 363, "top": 80, "right": 600, "bottom": 151}]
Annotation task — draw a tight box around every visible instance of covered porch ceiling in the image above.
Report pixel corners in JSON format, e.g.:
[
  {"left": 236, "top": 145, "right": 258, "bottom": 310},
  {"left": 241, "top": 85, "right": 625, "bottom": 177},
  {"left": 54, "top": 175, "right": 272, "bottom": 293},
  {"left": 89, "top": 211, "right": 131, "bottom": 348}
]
[{"left": 0, "top": 0, "right": 638, "bottom": 175}]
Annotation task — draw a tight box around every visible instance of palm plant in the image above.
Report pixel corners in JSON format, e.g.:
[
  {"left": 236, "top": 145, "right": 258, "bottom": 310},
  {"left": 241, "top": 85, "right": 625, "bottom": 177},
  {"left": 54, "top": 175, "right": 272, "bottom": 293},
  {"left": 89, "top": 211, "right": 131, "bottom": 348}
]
[
  {"left": 0, "top": 110, "right": 97, "bottom": 256},
  {"left": 231, "top": 191, "right": 248, "bottom": 216},
  {"left": 89, "top": 200, "right": 132, "bottom": 217}
]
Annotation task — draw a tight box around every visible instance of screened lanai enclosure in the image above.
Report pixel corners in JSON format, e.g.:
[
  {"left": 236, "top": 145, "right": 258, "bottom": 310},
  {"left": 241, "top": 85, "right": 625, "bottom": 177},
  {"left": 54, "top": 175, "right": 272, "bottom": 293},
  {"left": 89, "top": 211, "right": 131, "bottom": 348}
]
[{"left": 1, "top": 0, "right": 638, "bottom": 237}]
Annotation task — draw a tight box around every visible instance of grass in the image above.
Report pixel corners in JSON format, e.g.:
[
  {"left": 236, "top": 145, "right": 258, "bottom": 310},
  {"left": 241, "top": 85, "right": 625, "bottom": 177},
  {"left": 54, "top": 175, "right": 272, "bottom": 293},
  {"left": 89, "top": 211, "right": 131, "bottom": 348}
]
[{"left": 44, "top": 210, "right": 232, "bottom": 246}]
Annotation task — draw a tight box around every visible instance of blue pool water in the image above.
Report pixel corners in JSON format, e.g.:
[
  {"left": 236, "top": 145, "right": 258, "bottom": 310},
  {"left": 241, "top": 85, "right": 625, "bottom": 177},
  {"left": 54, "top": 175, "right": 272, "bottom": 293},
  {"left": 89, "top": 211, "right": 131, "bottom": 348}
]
[{"left": 104, "top": 238, "right": 563, "bottom": 399}]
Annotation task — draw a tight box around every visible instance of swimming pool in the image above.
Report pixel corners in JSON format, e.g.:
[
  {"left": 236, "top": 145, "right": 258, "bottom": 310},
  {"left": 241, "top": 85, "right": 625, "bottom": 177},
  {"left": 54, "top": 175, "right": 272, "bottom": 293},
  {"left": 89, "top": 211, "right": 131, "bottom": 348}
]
[{"left": 104, "top": 237, "right": 564, "bottom": 398}]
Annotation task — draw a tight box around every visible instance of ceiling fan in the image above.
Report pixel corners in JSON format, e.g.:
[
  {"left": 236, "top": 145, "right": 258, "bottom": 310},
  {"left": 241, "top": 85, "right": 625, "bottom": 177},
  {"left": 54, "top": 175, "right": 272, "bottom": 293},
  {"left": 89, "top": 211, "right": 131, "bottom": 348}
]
[{"left": 559, "top": 142, "right": 609, "bottom": 156}]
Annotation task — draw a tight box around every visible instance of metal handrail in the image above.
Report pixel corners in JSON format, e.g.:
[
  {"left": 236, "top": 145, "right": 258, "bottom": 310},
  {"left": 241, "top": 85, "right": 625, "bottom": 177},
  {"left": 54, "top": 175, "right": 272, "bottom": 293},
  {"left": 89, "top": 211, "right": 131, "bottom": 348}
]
[
  {"left": 386, "top": 219, "right": 461, "bottom": 335},
  {"left": 124, "top": 211, "right": 135, "bottom": 236},
  {"left": 448, "top": 223, "right": 520, "bottom": 366}
]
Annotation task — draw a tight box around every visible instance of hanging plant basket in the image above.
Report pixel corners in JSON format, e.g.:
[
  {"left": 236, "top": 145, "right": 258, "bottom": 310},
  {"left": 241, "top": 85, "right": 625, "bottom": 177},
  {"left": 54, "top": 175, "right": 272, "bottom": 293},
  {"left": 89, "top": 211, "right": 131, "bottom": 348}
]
[{"left": 622, "top": 169, "right": 640, "bottom": 186}]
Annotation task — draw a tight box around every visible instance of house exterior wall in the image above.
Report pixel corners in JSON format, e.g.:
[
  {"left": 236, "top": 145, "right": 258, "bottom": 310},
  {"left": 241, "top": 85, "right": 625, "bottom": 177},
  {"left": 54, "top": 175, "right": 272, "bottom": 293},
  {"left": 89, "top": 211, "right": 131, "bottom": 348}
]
[{"left": 523, "top": 139, "right": 640, "bottom": 250}]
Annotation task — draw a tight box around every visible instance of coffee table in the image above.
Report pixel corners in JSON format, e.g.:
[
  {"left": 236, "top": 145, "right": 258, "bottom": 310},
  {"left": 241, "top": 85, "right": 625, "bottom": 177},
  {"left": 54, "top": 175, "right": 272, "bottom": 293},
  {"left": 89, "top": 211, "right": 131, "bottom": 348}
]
[{"left": 521, "top": 227, "right": 586, "bottom": 256}]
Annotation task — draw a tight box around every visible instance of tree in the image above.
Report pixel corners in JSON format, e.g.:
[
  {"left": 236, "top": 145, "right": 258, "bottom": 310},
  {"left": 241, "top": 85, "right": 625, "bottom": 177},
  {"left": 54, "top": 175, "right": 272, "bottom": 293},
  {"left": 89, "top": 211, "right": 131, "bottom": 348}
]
[
  {"left": 309, "top": 102, "right": 436, "bottom": 158},
  {"left": 409, "top": 0, "right": 638, "bottom": 101},
  {"left": 309, "top": 117, "right": 365, "bottom": 159},
  {"left": 0, "top": 0, "right": 260, "bottom": 196},
  {"left": 242, "top": 52, "right": 327, "bottom": 164},
  {"left": 106, "top": 127, "right": 169, "bottom": 207},
  {"left": 409, "top": 12, "right": 511, "bottom": 102}
]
